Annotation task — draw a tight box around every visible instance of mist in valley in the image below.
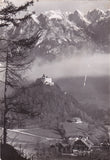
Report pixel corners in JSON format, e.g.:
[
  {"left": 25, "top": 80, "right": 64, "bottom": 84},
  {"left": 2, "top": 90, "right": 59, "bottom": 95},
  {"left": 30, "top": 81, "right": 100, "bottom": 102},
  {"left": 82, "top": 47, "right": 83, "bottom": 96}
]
[{"left": 27, "top": 53, "right": 110, "bottom": 80}]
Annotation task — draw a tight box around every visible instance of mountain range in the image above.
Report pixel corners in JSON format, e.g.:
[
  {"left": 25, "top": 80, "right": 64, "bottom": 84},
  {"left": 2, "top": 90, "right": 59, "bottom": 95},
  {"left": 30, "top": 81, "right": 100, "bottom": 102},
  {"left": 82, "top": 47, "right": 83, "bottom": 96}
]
[{"left": 7, "top": 8, "right": 110, "bottom": 60}]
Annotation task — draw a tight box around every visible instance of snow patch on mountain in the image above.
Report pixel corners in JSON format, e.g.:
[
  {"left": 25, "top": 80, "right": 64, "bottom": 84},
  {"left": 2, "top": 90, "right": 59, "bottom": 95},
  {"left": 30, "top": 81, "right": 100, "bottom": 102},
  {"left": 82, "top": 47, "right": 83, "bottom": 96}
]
[
  {"left": 31, "top": 13, "right": 39, "bottom": 24},
  {"left": 45, "top": 10, "right": 63, "bottom": 20}
]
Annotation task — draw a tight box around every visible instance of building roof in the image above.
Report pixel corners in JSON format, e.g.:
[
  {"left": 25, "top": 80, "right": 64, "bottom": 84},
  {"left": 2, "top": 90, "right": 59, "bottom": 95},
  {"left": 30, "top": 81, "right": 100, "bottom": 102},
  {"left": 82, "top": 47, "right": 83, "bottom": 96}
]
[
  {"left": 69, "top": 137, "right": 94, "bottom": 149},
  {"left": 80, "top": 137, "right": 94, "bottom": 148}
]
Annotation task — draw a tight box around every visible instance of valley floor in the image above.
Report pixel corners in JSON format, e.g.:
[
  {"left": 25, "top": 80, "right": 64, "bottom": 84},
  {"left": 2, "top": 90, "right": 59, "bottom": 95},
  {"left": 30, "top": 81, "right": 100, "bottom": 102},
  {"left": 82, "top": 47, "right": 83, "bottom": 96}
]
[
  {"left": 0, "top": 126, "right": 110, "bottom": 160},
  {"left": 0, "top": 127, "right": 61, "bottom": 158}
]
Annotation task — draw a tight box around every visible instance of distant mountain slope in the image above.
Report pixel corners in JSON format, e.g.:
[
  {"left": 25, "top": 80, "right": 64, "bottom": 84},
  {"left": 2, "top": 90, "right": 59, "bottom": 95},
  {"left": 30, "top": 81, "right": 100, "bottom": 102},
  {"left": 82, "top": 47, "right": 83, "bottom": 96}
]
[
  {"left": 56, "top": 76, "right": 110, "bottom": 124},
  {"left": 56, "top": 76, "right": 110, "bottom": 109}
]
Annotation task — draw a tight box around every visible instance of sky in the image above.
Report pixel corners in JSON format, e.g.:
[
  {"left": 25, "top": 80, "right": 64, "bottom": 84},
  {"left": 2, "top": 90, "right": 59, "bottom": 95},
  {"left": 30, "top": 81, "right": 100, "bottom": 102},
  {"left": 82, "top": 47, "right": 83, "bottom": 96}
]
[{"left": 0, "top": 0, "right": 110, "bottom": 14}]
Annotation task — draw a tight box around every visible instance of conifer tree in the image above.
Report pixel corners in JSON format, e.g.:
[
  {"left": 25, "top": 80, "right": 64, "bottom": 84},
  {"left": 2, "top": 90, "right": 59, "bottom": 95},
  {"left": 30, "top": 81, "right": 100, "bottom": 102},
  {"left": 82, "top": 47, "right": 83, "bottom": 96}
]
[{"left": 0, "top": 0, "right": 41, "bottom": 144}]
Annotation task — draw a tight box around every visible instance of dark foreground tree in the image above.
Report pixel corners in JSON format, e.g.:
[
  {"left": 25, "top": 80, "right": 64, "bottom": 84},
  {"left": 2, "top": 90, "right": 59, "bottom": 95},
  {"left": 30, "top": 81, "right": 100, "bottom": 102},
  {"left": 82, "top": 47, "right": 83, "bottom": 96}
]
[
  {"left": 1, "top": 144, "right": 30, "bottom": 160},
  {"left": 0, "top": 0, "right": 41, "bottom": 144}
]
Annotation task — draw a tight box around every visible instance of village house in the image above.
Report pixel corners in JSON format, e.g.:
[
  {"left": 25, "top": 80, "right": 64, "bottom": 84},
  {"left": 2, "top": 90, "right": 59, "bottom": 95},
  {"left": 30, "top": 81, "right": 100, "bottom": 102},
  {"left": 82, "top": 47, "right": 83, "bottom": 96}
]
[
  {"left": 55, "top": 136, "right": 93, "bottom": 156},
  {"left": 71, "top": 136, "right": 93, "bottom": 151},
  {"left": 53, "top": 119, "right": 94, "bottom": 156}
]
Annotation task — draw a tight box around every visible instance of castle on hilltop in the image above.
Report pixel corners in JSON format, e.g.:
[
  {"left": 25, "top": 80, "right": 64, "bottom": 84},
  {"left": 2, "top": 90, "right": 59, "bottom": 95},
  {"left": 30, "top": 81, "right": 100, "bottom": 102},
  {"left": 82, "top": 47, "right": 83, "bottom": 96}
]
[{"left": 41, "top": 74, "right": 54, "bottom": 86}]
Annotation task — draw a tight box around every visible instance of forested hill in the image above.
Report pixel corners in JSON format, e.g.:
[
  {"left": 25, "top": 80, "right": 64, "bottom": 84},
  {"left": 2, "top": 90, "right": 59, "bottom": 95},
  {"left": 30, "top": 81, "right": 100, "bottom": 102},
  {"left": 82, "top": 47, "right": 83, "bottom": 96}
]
[
  {"left": 1, "top": 77, "right": 107, "bottom": 143},
  {"left": 8, "top": 77, "right": 92, "bottom": 127}
]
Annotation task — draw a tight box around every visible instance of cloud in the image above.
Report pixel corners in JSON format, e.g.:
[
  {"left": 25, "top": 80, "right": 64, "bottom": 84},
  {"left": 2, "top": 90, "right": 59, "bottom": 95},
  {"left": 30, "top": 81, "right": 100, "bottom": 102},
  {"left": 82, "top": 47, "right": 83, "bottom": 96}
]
[{"left": 27, "top": 54, "right": 110, "bottom": 81}]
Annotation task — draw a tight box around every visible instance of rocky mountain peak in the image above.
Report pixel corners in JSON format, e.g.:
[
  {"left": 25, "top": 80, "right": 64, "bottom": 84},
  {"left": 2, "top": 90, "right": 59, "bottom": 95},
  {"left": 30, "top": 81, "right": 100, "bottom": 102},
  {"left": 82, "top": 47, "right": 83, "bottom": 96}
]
[
  {"left": 44, "top": 10, "right": 63, "bottom": 20},
  {"left": 2, "top": 9, "right": 110, "bottom": 61},
  {"left": 87, "top": 8, "right": 105, "bottom": 23},
  {"left": 68, "top": 10, "right": 90, "bottom": 28}
]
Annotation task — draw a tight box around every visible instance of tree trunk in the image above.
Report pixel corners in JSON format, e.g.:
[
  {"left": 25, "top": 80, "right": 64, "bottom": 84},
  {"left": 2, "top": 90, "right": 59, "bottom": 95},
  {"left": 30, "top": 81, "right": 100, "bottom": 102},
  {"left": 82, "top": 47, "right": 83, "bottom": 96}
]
[{"left": 3, "top": 49, "right": 9, "bottom": 144}]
